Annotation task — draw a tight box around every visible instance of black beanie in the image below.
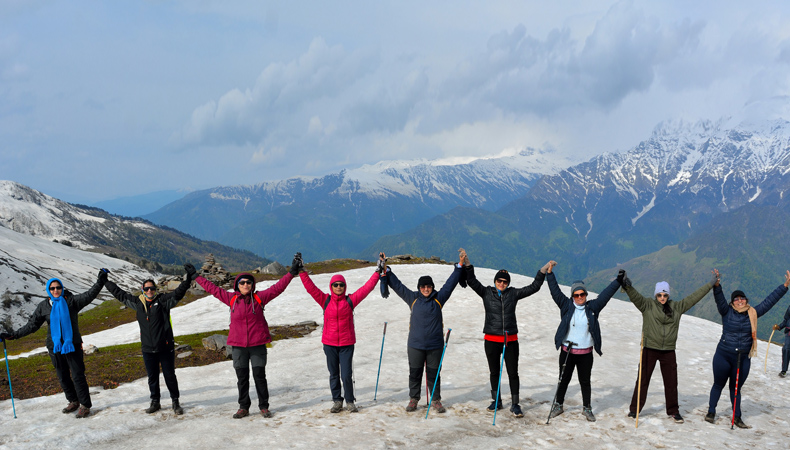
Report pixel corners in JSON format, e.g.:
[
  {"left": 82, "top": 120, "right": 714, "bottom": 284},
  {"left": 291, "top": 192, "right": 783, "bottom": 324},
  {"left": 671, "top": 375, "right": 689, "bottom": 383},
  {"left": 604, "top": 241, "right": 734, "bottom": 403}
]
[
  {"left": 418, "top": 276, "right": 434, "bottom": 288},
  {"left": 235, "top": 274, "right": 255, "bottom": 291},
  {"left": 494, "top": 270, "right": 510, "bottom": 284},
  {"left": 731, "top": 290, "right": 748, "bottom": 302}
]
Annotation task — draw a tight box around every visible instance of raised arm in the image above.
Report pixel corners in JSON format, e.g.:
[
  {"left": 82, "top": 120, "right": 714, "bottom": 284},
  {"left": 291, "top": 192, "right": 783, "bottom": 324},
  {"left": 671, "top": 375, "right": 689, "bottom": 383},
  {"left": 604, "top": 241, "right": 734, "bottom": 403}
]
[
  {"left": 299, "top": 271, "right": 329, "bottom": 306},
  {"left": 159, "top": 268, "right": 196, "bottom": 309},
  {"left": 546, "top": 271, "right": 571, "bottom": 309},
  {"left": 753, "top": 272, "right": 790, "bottom": 317},
  {"left": 348, "top": 271, "right": 380, "bottom": 307},
  {"left": 9, "top": 301, "right": 47, "bottom": 339},
  {"left": 463, "top": 265, "right": 487, "bottom": 298},
  {"left": 675, "top": 278, "right": 716, "bottom": 315},
  {"left": 195, "top": 275, "right": 235, "bottom": 306},
  {"left": 623, "top": 285, "right": 651, "bottom": 313},
  {"left": 589, "top": 278, "right": 621, "bottom": 314},
  {"left": 513, "top": 267, "right": 547, "bottom": 301},
  {"left": 70, "top": 269, "right": 108, "bottom": 311},
  {"left": 104, "top": 279, "right": 141, "bottom": 310},
  {"left": 435, "top": 265, "right": 462, "bottom": 306},
  {"left": 256, "top": 272, "right": 295, "bottom": 306},
  {"left": 383, "top": 268, "right": 417, "bottom": 306}
]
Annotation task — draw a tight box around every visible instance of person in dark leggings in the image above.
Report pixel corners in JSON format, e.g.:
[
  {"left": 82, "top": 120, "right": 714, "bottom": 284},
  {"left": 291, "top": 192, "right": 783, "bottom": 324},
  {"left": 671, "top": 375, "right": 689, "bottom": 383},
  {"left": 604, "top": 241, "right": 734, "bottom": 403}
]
[
  {"left": 0, "top": 270, "right": 106, "bottom": 418},
  {"left": 461, "top": 249, "right": 549, "bottom": 417},
  {"left": 545, "top": 261, "right": 619, "bottom": 422},
  {"left": 776, "top": 303, "right": 790, "bottom": 377},
  {"left": 103, "top": 265, "right": 194, "bottom": 415},
  {"left": 705, "top": 270, "right": 789, "bottom": 428},
  {"left": 379, "top": 251, "right": 463, "bottom": 413}
]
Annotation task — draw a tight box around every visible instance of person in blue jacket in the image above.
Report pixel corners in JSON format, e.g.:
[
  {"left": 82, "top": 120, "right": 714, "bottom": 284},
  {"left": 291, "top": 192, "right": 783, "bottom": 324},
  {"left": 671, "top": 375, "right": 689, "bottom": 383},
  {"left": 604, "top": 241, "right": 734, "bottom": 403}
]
[
  {"left": 705, "top": 269, "right": 790, "bottom": 428},
  {"left": 775, "top": 304, "right": 790, "bottom": 377},
  {"left": 379, "top": 251, "right": 463, "bottom": 414},
  {"left": 545, "top": 261, "right": 620, "bottom": 422}
]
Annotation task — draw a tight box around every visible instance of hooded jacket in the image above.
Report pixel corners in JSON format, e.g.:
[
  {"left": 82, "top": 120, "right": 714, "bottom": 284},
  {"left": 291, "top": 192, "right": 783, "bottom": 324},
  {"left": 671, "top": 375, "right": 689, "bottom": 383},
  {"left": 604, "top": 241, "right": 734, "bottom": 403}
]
[
  {"left": 464, "top": 265, "right": 545, "bottom": 336},
  {"left": 713, "top": 284, "right": 787, "bottom": 355},
  {"left": 11, "top": 278, "right": 104, "bottom": 351},
  {"left": 548, "top": 273, "right": 619, "bottom": 355},
  {"left": 382, "top": 265, "right": 462, "bottom": 351},
  {"left": 195, "top": 272, "right": 294, "bottom": 348},
  {"left": 624, "top": 282, "right": 713, "bottom": 351},
  {"left": 300, "top": 271, "right": 379, "bottom": 347},
  {"left": 780, "top": 304, "right": 790, "bottom": 336},
  {"left": 104, "top": 277, "right": 192, "bottom": 353}
]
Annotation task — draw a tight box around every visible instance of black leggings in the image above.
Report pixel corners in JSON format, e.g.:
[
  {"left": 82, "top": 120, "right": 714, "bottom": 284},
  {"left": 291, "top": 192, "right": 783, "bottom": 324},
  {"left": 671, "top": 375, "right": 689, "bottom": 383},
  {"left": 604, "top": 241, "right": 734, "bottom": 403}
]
[
  {"left": 484, "top": 340, "right": 519, "bottom": 398},
  {"left": 554, "top": 349, "right": 593, "bottom": 407}
]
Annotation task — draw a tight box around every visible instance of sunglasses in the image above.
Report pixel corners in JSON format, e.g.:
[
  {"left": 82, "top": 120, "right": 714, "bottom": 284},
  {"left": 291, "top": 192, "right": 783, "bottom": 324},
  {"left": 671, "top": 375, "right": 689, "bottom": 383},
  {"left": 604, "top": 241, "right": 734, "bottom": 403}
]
[
  {"left": 733, "top": 297, "right": 747, "bottom": 302},
  {"left": 238, "top": 280, "right": 254, "bottom": 286},
  {"left": 495, "top": 279, "right": 509, "bottom": 284},
  {"left": 49, "top": 286, "right": 63, "bottom": 291},
  {"left": 332, "top": 283, "right": 346, "bottom": 288},
  {"left": 142, "top": 286, "right": 157, "bottom": 292},
  {"left": 572, "top": 292, "right": 587, "bottom": 299},
  {"left": 656, "top": 293, "right": 669, "bottom": 299}
]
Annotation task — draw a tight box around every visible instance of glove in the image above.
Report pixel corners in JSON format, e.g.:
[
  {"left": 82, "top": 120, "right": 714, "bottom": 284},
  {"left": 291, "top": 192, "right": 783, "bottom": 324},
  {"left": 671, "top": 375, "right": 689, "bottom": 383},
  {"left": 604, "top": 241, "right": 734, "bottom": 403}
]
[
  {"left": 97, "top": 268, "right": 109, "bottom": 284},
  {"left": 289, "top": 253, "right": 303, "bottom": 276},
  {"left": 540, "top": 262, "right": 551, "bottom": 274},
  {"left": 184, "top": 263, "right": 197, "bottom": 280},
  {"left": 0, "top": 332, "right": 13, "bottom": 341},
  {"left": 376, "top": 254, "right": 387, "bottom": 274},
  {"left": 617, "top": 269, "right": 632, "bottom": 288}
]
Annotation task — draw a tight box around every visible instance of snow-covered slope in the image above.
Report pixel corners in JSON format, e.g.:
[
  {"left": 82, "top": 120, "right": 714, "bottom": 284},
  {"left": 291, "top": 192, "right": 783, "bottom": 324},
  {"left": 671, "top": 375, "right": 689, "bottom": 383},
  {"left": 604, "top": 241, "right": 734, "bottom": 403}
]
[
  {"left": 0, "top": 226, "right": 156, "bottom": 329},
  {"left": 2, "top": 264, "right": 788, "bottom": 448}
]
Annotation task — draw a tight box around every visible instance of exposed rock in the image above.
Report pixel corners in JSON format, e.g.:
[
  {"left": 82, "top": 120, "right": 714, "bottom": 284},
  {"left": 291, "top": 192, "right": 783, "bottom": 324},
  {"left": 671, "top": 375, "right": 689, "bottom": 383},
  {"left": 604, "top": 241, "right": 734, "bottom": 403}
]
[
  {"left": 83, "top": 344, "right": 99, "bottom": 355},
  {"left": 261, "top": 261, "right": 287, "bottom": 276},
  {"left": 174, "top": 344, "right": 192, "bottom": 352},
  {"left": 202, "top": 334, "right": 228, "bottom": 352},
  {"left": 176, "top": 351, "right": 192, "bottom": 359},
  {"left": 119, "top": 305, "right": 126, "bottom": 310}
]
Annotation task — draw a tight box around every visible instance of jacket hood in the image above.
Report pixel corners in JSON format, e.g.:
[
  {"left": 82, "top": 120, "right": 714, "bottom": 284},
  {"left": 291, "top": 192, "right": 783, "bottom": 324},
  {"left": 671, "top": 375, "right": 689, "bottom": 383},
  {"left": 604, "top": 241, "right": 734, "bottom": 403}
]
[
  {"left": 330, "top": 274, "right": 347, "bottom": 296},
  {"left": 234, "top": 273, "right": 256, "bottom": 293},
  {"left": 46, "top": 278, "right": 65, "bottom": 302}
]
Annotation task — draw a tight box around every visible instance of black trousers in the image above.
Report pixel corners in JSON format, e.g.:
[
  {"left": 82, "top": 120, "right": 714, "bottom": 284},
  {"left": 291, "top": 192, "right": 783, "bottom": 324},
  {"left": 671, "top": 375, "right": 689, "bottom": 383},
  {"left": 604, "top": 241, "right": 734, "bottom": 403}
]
[
  {"left": 484, "top": 340, "right": 520, "bottom": 399},
  {"left": 324, "top": 344, "right": 355, "bottom": 403},
  {"left": 407, "top": 346, "right": 443, "bottom": 401},
  {"left": 629, "top": 348, "right": 679, "bottom": 415},
  {"left": 49, "top": 349, "right": 91, "bottom": 408},
  {"left": 232, "top": 345, "right": 269, "bottom": 410},
  {"left": 554, "top": 349, "right": 594, "bottom": 407},
  {"left": 142, "top": 350, "right": 180, "bottom": 400}
]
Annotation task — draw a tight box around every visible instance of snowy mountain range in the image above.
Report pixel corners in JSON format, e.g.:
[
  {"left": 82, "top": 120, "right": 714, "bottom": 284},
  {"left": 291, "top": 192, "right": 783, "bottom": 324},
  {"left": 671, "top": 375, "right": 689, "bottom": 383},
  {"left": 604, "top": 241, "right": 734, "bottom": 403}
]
[
  {"left": 2, "top": 264, "right": 789, "bottom": 448},
  {"left": 144, "top": 148, "right": 571, "bottom": 262}
]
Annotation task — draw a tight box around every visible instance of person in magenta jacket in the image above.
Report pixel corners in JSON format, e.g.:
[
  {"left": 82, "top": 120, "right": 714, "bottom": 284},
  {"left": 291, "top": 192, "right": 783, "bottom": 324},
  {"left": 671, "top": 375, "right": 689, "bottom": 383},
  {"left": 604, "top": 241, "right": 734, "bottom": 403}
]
[
  {"left": 294, "top": 253, "right": 380, "bottom": 413},
  {"left": 190, "top": 261, "right": 297, "bottom": 419}
]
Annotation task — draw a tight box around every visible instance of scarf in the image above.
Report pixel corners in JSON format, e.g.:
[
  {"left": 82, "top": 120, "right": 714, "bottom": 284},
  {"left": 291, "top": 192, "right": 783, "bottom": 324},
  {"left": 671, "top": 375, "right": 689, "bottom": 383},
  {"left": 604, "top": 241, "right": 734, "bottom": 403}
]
[
  {"left": 731, "top": 302, "right": 757, "bottom": 358},
  {"left": 47, "top": 278, "right": 75, "bottom": 354}
]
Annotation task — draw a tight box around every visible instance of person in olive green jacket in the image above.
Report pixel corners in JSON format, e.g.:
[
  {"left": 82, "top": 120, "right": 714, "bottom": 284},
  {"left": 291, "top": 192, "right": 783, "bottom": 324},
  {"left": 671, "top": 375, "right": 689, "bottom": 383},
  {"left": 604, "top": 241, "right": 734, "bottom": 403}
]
[{"left": 618, "top": 269, "right": 717, "bottom": 424}]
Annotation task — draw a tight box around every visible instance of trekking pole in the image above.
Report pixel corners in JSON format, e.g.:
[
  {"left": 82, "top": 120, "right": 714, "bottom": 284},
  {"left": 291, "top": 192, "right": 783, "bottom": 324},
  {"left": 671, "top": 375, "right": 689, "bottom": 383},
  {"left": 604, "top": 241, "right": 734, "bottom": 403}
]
[
  {"left": 636, "top": 333, "right": 644, "bottom": 428},
  {"left": 765, "top": 328, "right": 776, "bottom": 373},
  {"left": 546, "top": 341, "right": 575, "bottom": 425},
  {"left": 493, "top": 332, "right": 508, "bottom": 426},
  {"left": 2, "top": 339, "right": 16, "bottom": 418},
  {"left": 373, "top": 322, "right": 387, "bottom": 401},
  {"left": 731, "top": 350, "right": 743, "bottom": 430},
  {"left": 425, "top": 329, "right": 451, "bottom": 419}
]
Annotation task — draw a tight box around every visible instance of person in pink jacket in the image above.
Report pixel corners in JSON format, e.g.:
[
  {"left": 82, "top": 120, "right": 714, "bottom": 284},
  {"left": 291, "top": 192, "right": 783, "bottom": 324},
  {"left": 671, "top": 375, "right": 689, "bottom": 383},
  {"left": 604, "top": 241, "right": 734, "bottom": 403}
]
[
  {"left": 190, "top": 261, "right": 298, "bottom": 419},
  {"left": 294, "top": 253, "right": 380, "bottom": 413}
]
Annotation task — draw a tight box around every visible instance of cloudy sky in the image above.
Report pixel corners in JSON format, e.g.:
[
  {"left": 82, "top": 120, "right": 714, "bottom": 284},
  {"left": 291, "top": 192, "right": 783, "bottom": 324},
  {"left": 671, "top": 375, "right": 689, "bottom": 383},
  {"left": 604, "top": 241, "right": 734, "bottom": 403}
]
[{"left": 2, "top": 0, "right": 790, "bottom": 203}]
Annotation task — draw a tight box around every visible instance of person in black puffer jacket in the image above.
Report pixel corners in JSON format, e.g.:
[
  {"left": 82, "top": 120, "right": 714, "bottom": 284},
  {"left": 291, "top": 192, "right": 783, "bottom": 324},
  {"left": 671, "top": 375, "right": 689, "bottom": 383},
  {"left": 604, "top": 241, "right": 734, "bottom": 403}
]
[
  {"left": 0, "top": 270, "right": 107, "bottom": 419},
  {"left": 103, "top": 264, "right": 196, "bottom": 415},
  {"left": 461, "top": 249, "right": 549, "bottom": 418},
  {"left": 705, "top": 270, "right": 789, "bottom": 429},
  {"left": 379, "top": 251, "right": 463, "bottom": 414}
]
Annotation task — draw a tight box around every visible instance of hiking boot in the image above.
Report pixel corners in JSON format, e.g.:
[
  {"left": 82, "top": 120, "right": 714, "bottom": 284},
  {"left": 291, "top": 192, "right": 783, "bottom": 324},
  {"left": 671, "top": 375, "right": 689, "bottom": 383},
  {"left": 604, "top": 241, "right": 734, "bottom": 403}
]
[
  {"left": 62, "top": 401, "right": 80, "bottom": 414},
  {"left": 487, "top": 400, "right": 503, "bottom": 412},
  {"left": 733, "top": 417, "right": 751, "bottom": 429},
  {"left": 780, "top": 371, "right": 787, "bottom": 378},
  {"left": 330, "top": 400, "right": 344, "bottom": 413},
  {"left": 669, "top": 413, "right": 684, "bottom": 423},
  {"left": 431, "top": 400, "right": 446, "bottom": 414},
  {"left": 75, "top": 405, "right": 91, "bottom": 419},
  {"left": 510, "top": 403, "right": 523, "bottom": 418},
  {"left": 260, "top": 408, "right": 272, "bottom": 418},
  {"left": 627, "top": 411, "right": 636, "bottom": 418},
  {"left": 704, "top": 412, "right": 715, "bottom": 424},
  {"left": 582, "top": 407, "right": 596, "bottom": 422},
  {"left": 172, "top": 399, "right": 183, "bottom": 415},
  {"left": 145, "top": 399, "right": 161, "bottom": 414},
  {"left": 549, "top": 403, "right": 564, "bottom": 419},
  {"left": 405, "top": 398, "right": 419, "bottom": 412},
  {"left": 232, "top": 409, "right": 249, "bottom": 419},
  {"left": 346, "top": 402, "right": 358, "bottom": 413}
]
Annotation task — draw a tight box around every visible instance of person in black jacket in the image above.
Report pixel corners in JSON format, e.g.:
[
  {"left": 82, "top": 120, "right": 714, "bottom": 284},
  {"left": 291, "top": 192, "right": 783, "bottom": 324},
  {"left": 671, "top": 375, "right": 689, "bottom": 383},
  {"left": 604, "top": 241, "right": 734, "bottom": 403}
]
[
  {"left": 379, "top": 251, "right": 463, "bottom": 413},
  {"left": 545, "top": 261, "right": 620, "bottom": 422},
  {"left": 776, "top": 304, "right": 790, "bottom": 377},
  {"left": 461, "top": 249, "right": 549, "bottom": 417},
  {"left": 0, "top": 270, "right": 107, "bottom": 418},
  {"left": 103, "top": 264, "right": 195, "bottom": 415}
]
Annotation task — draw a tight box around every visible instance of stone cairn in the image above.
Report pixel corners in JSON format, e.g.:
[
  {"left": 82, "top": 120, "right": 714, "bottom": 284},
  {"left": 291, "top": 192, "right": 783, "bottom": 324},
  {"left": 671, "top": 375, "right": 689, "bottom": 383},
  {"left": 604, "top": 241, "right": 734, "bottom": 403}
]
[{"left": 156, "top": 253, "right": 234, "bottom": 292}]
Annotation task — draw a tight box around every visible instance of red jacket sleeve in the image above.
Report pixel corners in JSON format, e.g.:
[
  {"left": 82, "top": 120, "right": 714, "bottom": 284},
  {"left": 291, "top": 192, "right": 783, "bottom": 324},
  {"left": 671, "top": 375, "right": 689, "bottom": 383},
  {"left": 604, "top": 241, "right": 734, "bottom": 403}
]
[
  {"left": 349, "top": 271, "right": 380, "bottom": 307},
  {"left": 300, "top": 272, "right": 327, "bottom": 306},
  {"left": 257, "top": 272, "right": 294, "bottom": 306},
  {"left": 196, "top": 276, "right": 234, "bottom": 306}
]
